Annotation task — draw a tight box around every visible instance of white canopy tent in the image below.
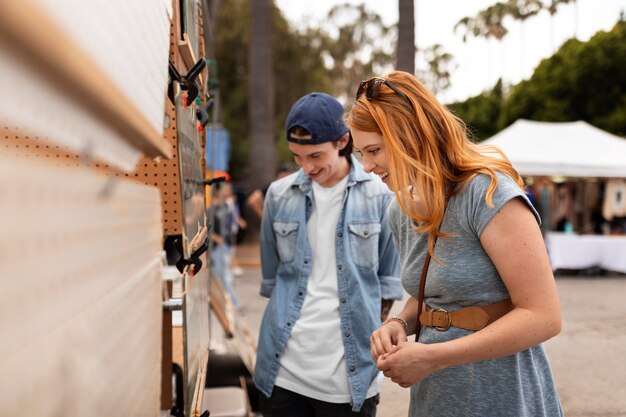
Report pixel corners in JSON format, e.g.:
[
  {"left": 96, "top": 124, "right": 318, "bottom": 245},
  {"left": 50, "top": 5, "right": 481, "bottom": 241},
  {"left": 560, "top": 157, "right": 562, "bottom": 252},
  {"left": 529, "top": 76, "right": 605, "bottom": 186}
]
[
  {"left": 483, "top": 119, "right": 626, "bottom": 178},
  {"left": 484, "top": 120, "right": 626, "bottom": 274}
]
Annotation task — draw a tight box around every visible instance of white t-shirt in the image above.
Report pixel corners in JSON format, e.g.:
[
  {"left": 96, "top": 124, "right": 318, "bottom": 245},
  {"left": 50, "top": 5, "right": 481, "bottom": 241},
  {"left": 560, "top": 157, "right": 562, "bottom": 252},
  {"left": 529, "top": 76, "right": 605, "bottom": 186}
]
[{"left": 276, "top": 175, "right": 381, "bottom": 403}]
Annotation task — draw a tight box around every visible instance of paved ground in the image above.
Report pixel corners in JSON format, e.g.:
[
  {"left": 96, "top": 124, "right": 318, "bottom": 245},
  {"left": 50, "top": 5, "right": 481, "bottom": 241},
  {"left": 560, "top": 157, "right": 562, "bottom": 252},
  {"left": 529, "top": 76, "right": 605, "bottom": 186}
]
[{"left": 232, "top": 243, "right": 626, "bottom": 417}]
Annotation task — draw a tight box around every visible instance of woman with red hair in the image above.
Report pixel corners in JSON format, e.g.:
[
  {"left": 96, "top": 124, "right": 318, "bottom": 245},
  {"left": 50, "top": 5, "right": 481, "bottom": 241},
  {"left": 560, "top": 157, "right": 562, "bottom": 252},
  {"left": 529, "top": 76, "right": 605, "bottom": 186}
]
[{"left": 346, "top": 71, "right": 563, "bottom": 417}]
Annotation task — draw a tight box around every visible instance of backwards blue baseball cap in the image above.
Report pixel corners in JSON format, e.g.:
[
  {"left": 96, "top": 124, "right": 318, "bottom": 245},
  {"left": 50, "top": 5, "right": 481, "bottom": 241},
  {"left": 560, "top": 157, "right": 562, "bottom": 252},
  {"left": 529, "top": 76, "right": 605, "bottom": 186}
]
[{"left": 286, "top": 92, "right": 349, "bottom": 145}]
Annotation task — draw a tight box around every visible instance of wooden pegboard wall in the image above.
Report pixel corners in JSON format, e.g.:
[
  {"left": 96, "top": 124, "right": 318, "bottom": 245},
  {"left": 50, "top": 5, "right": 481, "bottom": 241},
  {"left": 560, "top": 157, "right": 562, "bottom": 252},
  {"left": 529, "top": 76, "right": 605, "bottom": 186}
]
[
  {"left": 0, "top": 154, "right": 163, "bottom": 417},
  {"left": 125, "top": 16, "right": 184, "bottom": 237},
  {"left": 198, "top": 5, "right": 205, "bottom": 59},
  {"left": 0, "top": 15, "right": 185, "bottom": 238},
  {"left": 1, "top": 100, "right": 182, "bottom": 237},
  {"left": 0, "top": 7, "right": 213, "bottom": 239},
  {"left": 129, "top": 100, "right": 182, "bottom": 237},
  {"left": 198, "top": 1, "right": 208, "bottom": 167}
]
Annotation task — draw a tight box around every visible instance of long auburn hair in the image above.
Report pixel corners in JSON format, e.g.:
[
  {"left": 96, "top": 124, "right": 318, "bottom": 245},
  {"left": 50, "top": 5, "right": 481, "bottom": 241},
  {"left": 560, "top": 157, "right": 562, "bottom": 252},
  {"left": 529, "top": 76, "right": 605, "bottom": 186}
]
[{"left": 346, "top": 70, "right": 524, "bottom": 258}]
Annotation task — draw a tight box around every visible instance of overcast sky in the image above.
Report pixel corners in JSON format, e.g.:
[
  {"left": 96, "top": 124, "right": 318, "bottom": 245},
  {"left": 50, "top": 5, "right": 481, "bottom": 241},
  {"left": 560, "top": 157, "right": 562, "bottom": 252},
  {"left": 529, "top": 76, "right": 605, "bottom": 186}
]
[{"left": 275, "top": 0, "right": 626, "bottom": 102}]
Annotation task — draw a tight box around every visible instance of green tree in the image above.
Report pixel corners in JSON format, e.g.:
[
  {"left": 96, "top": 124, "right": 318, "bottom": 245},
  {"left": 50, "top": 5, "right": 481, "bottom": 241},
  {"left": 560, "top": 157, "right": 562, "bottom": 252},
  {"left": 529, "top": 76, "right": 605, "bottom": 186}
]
[
  {"left": 214, "top": 0, "right": 331, "bottom": 182},
  {"left": 451, "top": 17, "right": 626, "bottom": 140},
  {"left": 501, "top": 20, "right": 626, "bottom": 136},
  {"left": 272, "top": 24, "right": 332, "bottom": 164},
  {"left": 418, "top": 44, "right": 454, "bottom": 97},
  {"left": 213, "top": 0, "right": 249, "bottom": 180},
  {"left": 322, "top": 3, "right": 395, "bottom": 100},
  {"left": 449, "top": 79, "right": 504, "bottom": 141}
]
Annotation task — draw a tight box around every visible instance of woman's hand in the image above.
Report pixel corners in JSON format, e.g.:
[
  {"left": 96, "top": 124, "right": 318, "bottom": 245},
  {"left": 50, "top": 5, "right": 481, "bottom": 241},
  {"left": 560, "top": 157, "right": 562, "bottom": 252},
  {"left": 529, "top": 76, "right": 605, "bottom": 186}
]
[
  {"left": 376, "top": 343, "right": 442, "bottom": 388},
  {"left": 370, "top": 321, "right": 408, "bottom": 361}
]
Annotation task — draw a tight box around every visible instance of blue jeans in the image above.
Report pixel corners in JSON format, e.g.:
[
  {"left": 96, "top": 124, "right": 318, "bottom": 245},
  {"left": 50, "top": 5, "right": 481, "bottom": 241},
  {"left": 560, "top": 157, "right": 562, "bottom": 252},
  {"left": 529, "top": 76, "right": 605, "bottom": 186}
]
[
  {"left": 211, "top": 244, "right": 238, "bottom": 306},
  {"left": 259, "top": 386, "right": 379, "bottom": 417}
]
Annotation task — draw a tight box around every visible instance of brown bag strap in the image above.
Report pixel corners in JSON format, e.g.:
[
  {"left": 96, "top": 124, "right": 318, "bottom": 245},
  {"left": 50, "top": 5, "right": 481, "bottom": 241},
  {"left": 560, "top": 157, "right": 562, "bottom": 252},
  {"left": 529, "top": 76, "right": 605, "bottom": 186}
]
[
  {"left": 415, "top": 239, "right": 435, "bottom": 342},
  {"left": 414, "top": 187, "right": 453, "bottom": 342}
]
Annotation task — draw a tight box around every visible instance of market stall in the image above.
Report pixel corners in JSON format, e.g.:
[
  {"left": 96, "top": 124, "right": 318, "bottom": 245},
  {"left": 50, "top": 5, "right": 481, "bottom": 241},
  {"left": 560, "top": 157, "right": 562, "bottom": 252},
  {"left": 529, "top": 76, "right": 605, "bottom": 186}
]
[{"left": 484, "top": 120, "right": 626, "bottom": 273}]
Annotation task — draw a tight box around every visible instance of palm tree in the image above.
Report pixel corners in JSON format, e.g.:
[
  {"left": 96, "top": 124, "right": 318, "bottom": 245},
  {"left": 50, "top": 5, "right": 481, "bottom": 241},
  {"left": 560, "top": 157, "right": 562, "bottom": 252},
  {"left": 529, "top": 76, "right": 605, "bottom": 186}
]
[
  {"left": 324, "top": 3, "right": 394, "bottom": 100},
  {"left": 397, "top": 0, "right": 415, "bottom": 74},
  {"left": 453, "top": 16, "right": 483, "bottom": 43},
  {"left": 546, "top": 0, "right": 576, "bottom": 50},
  {"left": 481, "top": 2, "right": 511, "bottom": 41},
  {"left": 507, "top": 0, "right": 543, "bottom": 74},
  {"left": 455, "top": 3, "right": 510, "bottom": 88},
  {"left": 454, "top": 4, "right": 510, "bottom": 50},
  {"left": 508, "top": 0, "right": 543, "bottom": 21},
  {"left": 248, "top": 0, "right": 275, "bottom": 191},
  {"left": 420, "top": 44, "right": 454, "bottom": 97}
]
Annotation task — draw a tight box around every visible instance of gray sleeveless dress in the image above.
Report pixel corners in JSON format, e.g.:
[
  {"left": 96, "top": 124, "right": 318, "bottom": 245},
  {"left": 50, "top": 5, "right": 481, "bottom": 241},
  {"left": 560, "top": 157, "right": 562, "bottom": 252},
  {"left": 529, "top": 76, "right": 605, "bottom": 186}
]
[{"left": 388, "top": 173, "right": 563, "bottom": 417}]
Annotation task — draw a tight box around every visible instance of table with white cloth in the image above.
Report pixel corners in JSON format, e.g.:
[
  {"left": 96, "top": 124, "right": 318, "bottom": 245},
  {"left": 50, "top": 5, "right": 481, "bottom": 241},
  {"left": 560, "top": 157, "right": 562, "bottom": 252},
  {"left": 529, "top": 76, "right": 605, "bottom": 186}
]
[{"left": 545, "top": 232, "right": 626, "bottom": 274}]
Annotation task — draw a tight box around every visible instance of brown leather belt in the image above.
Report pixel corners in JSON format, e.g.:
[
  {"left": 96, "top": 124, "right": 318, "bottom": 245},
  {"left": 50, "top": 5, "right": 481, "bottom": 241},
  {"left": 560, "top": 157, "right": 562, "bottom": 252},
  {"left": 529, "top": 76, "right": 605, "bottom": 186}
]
[{"left": 419, "top": 298, "right": 513, "bottom": 331}]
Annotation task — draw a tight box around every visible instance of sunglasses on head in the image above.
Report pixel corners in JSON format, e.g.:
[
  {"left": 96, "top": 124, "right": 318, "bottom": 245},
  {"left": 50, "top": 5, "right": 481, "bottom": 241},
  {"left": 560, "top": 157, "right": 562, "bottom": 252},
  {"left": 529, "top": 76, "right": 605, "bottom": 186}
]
[{"left": 356, "top": 77, "right": 413, "bottom": 108}]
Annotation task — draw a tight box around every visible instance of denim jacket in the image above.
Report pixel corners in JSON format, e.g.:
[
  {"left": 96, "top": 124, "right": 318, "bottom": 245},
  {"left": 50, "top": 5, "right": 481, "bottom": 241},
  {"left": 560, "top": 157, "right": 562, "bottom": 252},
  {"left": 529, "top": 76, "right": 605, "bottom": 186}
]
[{"left": 253, "top": 157, "right": 402, "bottom": 412}]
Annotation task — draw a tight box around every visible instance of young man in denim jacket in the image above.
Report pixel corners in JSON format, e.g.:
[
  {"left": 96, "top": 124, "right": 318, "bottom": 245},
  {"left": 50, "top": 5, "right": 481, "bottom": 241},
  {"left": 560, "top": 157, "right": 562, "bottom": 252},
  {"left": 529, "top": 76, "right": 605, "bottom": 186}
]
[{"left": 253, "top": 92, "right": 402, "bottom": 416}]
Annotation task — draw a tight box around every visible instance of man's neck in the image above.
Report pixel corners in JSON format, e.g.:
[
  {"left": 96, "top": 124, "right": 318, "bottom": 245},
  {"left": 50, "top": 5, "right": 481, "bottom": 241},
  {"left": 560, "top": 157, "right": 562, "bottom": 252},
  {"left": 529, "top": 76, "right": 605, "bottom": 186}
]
[{"left": 320, "top": 157, "right": 350, "bottom": 188}]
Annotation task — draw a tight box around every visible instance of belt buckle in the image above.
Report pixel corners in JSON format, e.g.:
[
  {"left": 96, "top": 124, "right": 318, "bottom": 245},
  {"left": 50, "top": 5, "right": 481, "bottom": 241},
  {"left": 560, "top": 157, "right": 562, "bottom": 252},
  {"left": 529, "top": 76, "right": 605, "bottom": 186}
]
[{"left": 433, "top": 308, "right": 452, "bottom": 331}]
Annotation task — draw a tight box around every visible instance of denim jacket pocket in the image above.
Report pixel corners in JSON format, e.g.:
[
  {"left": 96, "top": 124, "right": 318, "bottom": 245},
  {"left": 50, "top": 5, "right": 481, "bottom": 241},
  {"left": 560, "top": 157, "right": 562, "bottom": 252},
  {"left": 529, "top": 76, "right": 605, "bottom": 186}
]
[
  {"left": 273, "top": 221, "right": 299, "bottom": 263},
  {"left": 347, "top": 222, "right": 381, "bottom": 268}
]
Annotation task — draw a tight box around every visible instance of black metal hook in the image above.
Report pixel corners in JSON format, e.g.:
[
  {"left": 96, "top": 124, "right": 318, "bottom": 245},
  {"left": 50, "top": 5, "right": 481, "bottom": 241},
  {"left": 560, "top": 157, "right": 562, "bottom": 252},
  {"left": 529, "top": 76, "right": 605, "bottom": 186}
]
[
  {"left": 168, "top": 58, "right": 207, "bottom": 104},
  {"left": 175, "top": 238, "right": 209, "bottom": 274},
  {"left": 170, "top": 363, "right": 185, "bottom": 417},
  {"left": 196, "top": 96, "right": 215, "bottom": 129},
  {"left": 201, "top": 176, "right": 226, "bottom": 187}
]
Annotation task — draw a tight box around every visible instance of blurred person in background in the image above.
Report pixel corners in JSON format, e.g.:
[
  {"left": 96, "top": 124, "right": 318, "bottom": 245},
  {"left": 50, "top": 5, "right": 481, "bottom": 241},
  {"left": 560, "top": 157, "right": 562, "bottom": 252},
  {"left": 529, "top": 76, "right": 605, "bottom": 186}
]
[
  {"left": 246, "top": 164, "right": 294, "bottom": 221},
  {"left": 347, "top": 71, "right": 563, "bottom": 417},
  {"left": 210, "top": 180, "right": 242, "bottom": 307}
]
